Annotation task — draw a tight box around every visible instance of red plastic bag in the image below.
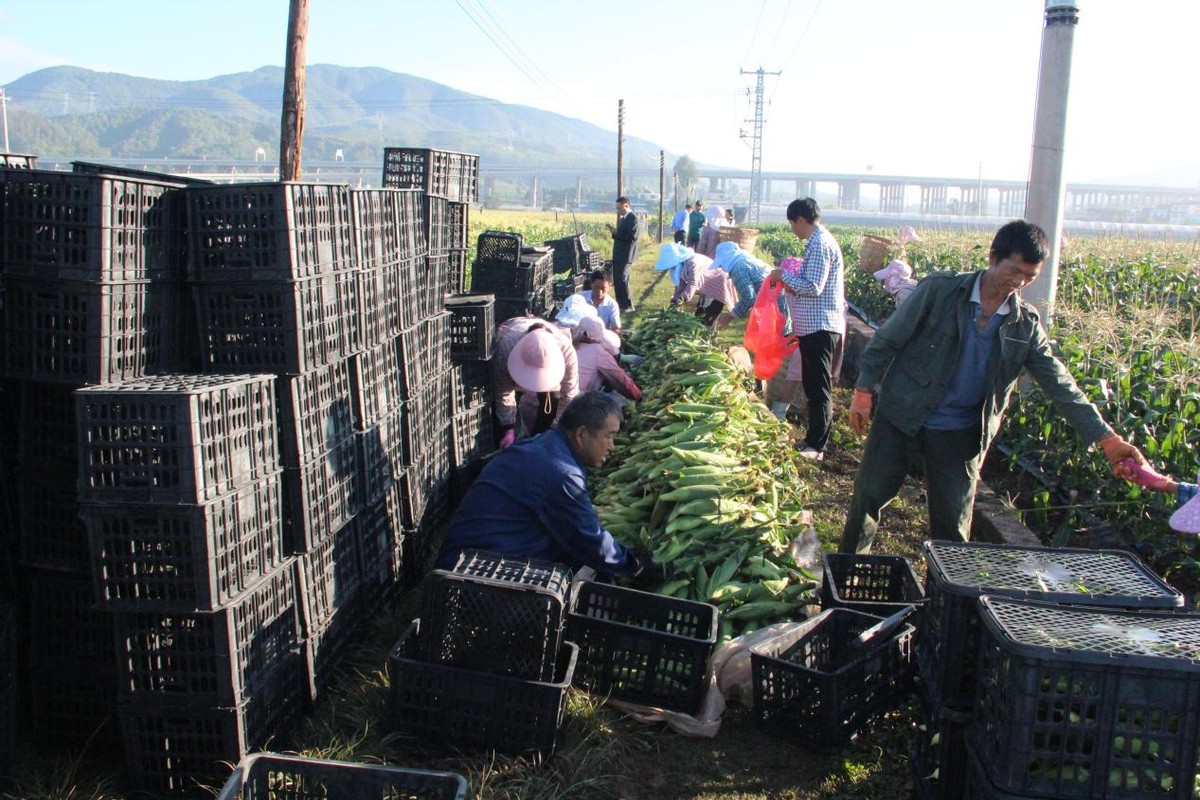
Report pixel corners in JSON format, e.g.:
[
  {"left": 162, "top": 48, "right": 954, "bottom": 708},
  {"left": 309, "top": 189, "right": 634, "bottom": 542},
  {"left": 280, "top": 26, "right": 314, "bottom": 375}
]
[{"left": 742, "top": 277, "right": 797, "bottom": 380}]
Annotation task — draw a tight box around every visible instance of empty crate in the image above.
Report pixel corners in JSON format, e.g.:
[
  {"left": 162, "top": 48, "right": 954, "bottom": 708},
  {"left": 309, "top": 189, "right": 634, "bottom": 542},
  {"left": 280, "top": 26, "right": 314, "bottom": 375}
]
[
  {"left": 821, "top": 553, "right": 925, "bottom": 617},
  {"left": 381, "top": 148, "right": 479, "bottom": 203},
  {"left": 350, "top": 187, "right": 426, "bottom": 270},
  {"left": 444, "top": 293, "right": 495, "bottom": 361},
  {"left": 216, "top": 753, "right": 468, "bottom": 800},
  {"left": 566, "top": 581, "right": 718, "bottom": 714}
]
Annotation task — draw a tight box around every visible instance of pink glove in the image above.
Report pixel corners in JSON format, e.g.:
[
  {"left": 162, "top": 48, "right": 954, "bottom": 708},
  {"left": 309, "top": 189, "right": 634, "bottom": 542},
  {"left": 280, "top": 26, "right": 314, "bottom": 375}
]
[
  {"left": 499, "top": 428, "right": 516, "bottom": 449},
  {"left": 1118, "top": 458, "right": 1177, "bottom": 493}
]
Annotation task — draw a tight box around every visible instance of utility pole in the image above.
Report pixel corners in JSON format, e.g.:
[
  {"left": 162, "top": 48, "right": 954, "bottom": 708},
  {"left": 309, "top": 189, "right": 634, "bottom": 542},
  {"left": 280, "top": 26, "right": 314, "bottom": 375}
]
[
  {"left": 739, "top": 67, "right": 780, "bottom": 226},
  {"left": 279, "top": 0, "right": 309, "bottom": 182},
  {"left": 0, "top": 88, "right": 9, "bottom": 153},
  {"left": 616, "top": 100, "right": 625, "bottom": 202},
  {"left": 657, "top": 150, "right": 665, "bottom": 243},
  {"left": 1024, "top": 0, "right": 1079, "bottom": 326}
]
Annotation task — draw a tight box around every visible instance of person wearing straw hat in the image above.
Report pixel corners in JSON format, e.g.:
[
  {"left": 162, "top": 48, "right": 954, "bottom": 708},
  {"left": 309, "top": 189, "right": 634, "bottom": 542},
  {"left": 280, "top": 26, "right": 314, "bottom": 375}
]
[
  {"left": 492, "top": 316, "right": 580, "bottom": 448},
  {"left": 1116, "top": 459, "right": 1200, "bottom": 534},
  {"left": 840, "top": 219, "right": 1148, "bottom": 554},
  {"left": 434, "top": 391, "right": 661, "bottom": 582},
  {"left": 574, "top": 316, "right": 641, "bottom": 403}
]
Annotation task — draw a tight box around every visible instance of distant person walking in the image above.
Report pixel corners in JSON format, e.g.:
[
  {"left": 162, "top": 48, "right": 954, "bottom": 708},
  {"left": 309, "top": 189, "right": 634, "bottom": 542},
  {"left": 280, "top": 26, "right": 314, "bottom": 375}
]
[
  {"left": 697, "top": 202, "right": 725, "bottom": 258},
  {"left": 687, "top": 202, "right": 706, "bottom": 249},
  {"left": 606, "top": 196, "right": 642, "bottom": 314},
  {"left": 672, "top": 203, "right": 692, "bottom": 245}
]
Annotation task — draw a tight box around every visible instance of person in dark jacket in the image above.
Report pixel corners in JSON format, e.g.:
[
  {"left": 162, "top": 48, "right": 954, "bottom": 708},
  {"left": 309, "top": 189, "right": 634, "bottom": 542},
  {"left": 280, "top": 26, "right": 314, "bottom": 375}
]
[
  {"left": 606, "top": 196, "right": 642, "bottom": 313},
  {"left": 435, "top": 391, "right": 658, "bottom": 580},
  {"left": 841, "top": 219, "right": 1147, "bottom": 553}
]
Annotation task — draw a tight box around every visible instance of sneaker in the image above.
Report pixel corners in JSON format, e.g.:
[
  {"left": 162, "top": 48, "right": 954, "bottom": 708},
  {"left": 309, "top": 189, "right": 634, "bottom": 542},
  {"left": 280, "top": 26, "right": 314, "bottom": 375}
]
[
  {"left": 784, "top": 406, "right": 805, "bottom": 426},
  {"left": 796, "top": 445, "right": 825, "bottom": 462}
]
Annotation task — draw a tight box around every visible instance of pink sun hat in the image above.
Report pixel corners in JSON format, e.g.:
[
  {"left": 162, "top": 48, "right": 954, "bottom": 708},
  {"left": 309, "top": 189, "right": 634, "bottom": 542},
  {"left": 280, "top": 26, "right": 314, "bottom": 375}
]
[
  {"left": 507, "top": 328, "right": 566, "bottom": 393},
  {"left": 1170, "top": 491, "right": 1200, "bottom": 534}
]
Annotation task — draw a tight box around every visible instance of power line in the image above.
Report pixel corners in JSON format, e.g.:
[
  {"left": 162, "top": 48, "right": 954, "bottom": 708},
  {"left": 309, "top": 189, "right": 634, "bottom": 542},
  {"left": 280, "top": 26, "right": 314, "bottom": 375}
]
[
  {"left": 763, "top": 0, "right": 795, "bottom": 68},
  {"left": 473, "top": 0, "right": 562, "bottom": 96},
  {"left": 741, "top": 0, "right": 770, "bottom": 68},
  {"left": 455, "top": 0, "right": 558, "bottom": 98},
  {"left": 768, "top": 0, "right": 822, "bottom": 108}
]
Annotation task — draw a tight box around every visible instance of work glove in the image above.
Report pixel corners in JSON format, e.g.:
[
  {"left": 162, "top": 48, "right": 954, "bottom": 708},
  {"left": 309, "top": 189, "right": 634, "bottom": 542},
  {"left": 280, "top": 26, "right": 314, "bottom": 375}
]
[
  {"left": 628, "top": 549, "right": 665, "bottom": 590},
  {"left": 1098, "top": 434, "right": 1144, "bottom": 474},
  {"left": 848, "top": 389, "right": 874, "bottom": 437},
  {"left": 712, "top": 312, "right": 734, "bottom": 331},
  {"left": 499, "top": 426, "right": 516, "bottom": 449}
]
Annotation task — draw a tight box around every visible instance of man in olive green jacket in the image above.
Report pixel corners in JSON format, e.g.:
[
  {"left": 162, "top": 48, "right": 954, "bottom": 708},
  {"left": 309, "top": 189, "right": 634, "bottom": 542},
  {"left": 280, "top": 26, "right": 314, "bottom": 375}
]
[{"left": 840, "top": 220, "right": 1145, "bottom": 553}]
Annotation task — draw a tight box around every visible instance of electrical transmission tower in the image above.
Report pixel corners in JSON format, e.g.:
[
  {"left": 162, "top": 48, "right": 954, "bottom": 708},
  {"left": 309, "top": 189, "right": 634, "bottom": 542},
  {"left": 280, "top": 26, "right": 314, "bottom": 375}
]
[{"left": 739, "top": 68, "right": 780, "bottom": 225}]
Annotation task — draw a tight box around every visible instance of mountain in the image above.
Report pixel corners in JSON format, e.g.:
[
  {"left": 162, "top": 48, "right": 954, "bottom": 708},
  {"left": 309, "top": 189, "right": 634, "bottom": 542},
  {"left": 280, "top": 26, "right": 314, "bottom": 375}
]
[{"left": 4, "top": 65, "right": 674, "bottom": 169}]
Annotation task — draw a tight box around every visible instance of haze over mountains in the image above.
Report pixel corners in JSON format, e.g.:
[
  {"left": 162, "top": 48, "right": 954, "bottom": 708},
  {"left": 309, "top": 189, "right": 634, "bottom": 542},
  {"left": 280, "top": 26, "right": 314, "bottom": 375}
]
[{"left": 3, "top": 64, "right": 675, "bottom": 169}]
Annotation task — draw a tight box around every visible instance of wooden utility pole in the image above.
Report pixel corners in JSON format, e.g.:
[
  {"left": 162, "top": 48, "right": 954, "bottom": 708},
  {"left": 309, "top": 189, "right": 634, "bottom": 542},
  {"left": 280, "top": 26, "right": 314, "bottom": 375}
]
[
  {"left": 657, "top": 150, "right": 665, "bottom": 243},
  {"left": 279, "top": 0, "right": 309, "bottom": 181},
  {"left": 616, "top": 100, "right": 625, "bottom": 202}
]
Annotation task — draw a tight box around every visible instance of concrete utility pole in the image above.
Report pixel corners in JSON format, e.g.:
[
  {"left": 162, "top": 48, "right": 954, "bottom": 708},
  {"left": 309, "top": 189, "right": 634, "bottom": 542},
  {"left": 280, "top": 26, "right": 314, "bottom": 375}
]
[
  {"left": 657, "top": 150, "right": 665, "bottom": 243},
  {"left": 1023, "top": 0, "right": 1079, "bottom": 325},
  {"left": 616, "top": 100, "right": 625, "bottom": 202},
  {"left": 0, "top": 88, "right": 9, "bottom": 153},
  {"left": 279, "top": 0, "right": 309, "bottom": 182},
  {"left": 740, "top": 68, "right": 780, "bottom": 226}
]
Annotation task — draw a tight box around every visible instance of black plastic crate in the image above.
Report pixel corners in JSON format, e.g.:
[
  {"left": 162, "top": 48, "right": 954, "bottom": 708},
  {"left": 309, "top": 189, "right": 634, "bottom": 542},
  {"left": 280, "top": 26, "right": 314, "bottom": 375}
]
[
  {"left": 119, "top": 655, "right": 306, "bottom": 796},
  {"left": 417, "top": 551, "right": 572, "bottom": 681},
  {"left": 350, "top": 341, "right": 404, "bottom": 431},
  {"left": 971, "top": 595, "right": 1200, "bottom": 800},
  {"left": 451, "top": 403, "right": 496, "bottom": 470},
  {"left": 420, "top": 252, "right": 452, "bottom": 321},
  {"left": 282, "top": 435, "right": 362, "bottom": 553},
  {"left": 0, "top": 601, "right": 15, "bottom": 778},
  {"left": 295, "top": 522, "right": 364, "bottom": 694},
  {"left": 397, "top": 423, "right": 451, "bottom": 529},
  {"left": 919, "top": 541, "right": 1184, "bottom": 711},
  {"left": 909, "top": 696, "right": 972, "bottom": 800},
  {"left": 751, "top": 607, "right": 915, "bottom": 754},
  {"left": 358, "top": 408, "right": 403, "bottom": 501},
  {"left": 552, "top": 273, "right": 583, "bottom": 301},
  {"left": 445, "top": 247, "right": 469, "bottom": 295},
  {"left": 444, "top": 292, "right": 495, "bottom": 361},
  {"left": 821, "top": 553, "right": 926, "bottom": 618},
  {"left": 492, "top": 293, "right": 542, "bottom": 326},
  {"left": 3, "top": 276, "right": 188, "bottom": 385},
  {"left": 1, "top": 152, "right": 38, "bottom": 169},
  {"left": 17, "top": 380, "right": 78, "bottom": 472},
  {"left": 84, "top": 473, "right": 286, "bottom": 611},
  {"left": 474, "top": 230, "right": 522, "bottom": 271},
  {"left": 112, "top": 562, "right": 301, "bottom": 704},
  {"left": 350, "top": 187, "right": 426, "bottom": 270},
  {"left": 425, "top": 197, "right": 470, "bottom": 254},
  {"left": 471, "top": 252, "right": 552, "bottom": 299},
  {"left": 186, "top": 182, "right": 354, "bottom": 281},
  {"left": 451, "top": 360, "right": 493, "bottom": 413},
  {"left": 566, "top": 581, "right": 718, "bottom": 714},
  {"left": 18, "top": 468, "right": 89, "bottom": 573},
  {"left": 400, "top": 370, "right": 452, "bottom": 465},
  {"left": 76, "top": 373, "right": 279, "bottom": 504},
  {"left": 397, "top": 313, "right": 451, "bottom": 398},
  {"left": 359, "top": 259, "right": 421, "bottom": 347},
  {"left": 276, "top": 361, "right": 358, "bottom": 466},
  {"left": 216, "top": 753, "right": 468, "bottom": 800},
  {"left": 355, "top": 481, "right": 409, "bottom": 596},
  {"left": 543, "top": 233, "right": 591, "bottom": 273},
  {"left": 2, "top": 169, "right": 187, "bottom": 282},
  {"left": 388, "top": 618, "right": 576, "bottom": 758},
  {"left": 381, "top": 148, "right": 479, "bottom": 202},
  {"left": 71, "top": 160, "right": 214, "bottom": 187},
  {"left": 192, "top": 270, "right": 362, "bottom": 375}
]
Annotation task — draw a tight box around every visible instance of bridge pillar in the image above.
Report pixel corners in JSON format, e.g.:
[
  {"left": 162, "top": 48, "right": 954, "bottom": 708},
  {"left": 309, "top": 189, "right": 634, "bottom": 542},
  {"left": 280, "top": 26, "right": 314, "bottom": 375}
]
[
  {"left": 837, "top": 180, "right": 861, "bottom": 210},
  {"left": 999, "top": 187, "right": 1026, "bottom": 217},
  {"left": 794, "top": 179, "right": 815, "bottom": 199},
  {"left": 919, "top": 184, "right": 948, "bottom": 214},
  {"left": 880, "top": 182, "right": 905, "bottom": 213},
  {"left": 576, "top": 177, "right": 584, "bottom": 207},
  {"left": 531, "top": 176, "right": 539, "bottom": 208}
]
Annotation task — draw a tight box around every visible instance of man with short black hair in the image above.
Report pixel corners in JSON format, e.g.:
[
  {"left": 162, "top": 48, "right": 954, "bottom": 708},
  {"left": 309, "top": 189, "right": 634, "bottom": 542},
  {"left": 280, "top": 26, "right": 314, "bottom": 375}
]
[
  {"left": 435, "top": 391, "right": 658, "bottom": 580},
  {"left": 606, "top": 196, "right": 642, "bottom": 314},
  {"left": 672, "top": 203, "right": 692, "bottom": 245}
]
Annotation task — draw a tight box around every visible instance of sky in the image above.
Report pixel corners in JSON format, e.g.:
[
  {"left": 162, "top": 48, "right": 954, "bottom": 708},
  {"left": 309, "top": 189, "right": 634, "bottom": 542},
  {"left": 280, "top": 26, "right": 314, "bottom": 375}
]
[{"left": 0, "top": 0, "right": 1196, "bottom": 186}]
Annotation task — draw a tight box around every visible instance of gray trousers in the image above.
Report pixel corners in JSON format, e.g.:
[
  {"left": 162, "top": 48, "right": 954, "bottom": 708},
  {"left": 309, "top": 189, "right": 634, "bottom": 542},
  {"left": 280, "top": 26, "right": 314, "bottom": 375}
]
[{"left": 839, "top": 413, "right": 985, "bottom": 554}]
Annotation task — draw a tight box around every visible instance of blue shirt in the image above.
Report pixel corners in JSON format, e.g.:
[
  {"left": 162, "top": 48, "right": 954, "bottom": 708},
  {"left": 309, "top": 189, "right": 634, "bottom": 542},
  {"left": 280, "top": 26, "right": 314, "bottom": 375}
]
[
  {"left": 781, "top": 224, "right": 846, "bottom": 336},
  {"left": 672, "top": 208, "right": 689, "bottom": 232},
  {"left": 575, "top": 291, "right": 621, "bottom": 330},
  {"left": 926, "top": 275, "right": 1010, "bottom": 430},
  {"left": 435, "top": 429, "right": 636, "bottom": 575},
  {"left": 726, "top": 258, "right": 771, "bottom": 318}
]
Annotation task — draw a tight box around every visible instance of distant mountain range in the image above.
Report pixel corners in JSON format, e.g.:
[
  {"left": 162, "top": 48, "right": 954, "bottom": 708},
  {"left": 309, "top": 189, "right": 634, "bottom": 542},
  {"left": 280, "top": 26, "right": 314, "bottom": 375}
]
[{"left": 3, "top": 64, "right": 675, "bottom": 169}]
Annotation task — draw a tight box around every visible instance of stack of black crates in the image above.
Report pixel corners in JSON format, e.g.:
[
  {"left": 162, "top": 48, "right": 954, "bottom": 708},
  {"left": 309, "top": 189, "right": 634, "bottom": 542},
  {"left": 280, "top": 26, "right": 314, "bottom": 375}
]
[
  {"left": 470, "top": 231, "right": 556, "bottom": 324},
  {"left": 388, "top": 551, "right": 578, "bottom": 758},
  {"left": 912, "top": 541, "right": 1188, "bottom": 800},
  {"left": 0, "top": 164, "right": 196, "bottom": 754},
  {"left": 544, "top": 232, "right": 600, "bottom": 302}
]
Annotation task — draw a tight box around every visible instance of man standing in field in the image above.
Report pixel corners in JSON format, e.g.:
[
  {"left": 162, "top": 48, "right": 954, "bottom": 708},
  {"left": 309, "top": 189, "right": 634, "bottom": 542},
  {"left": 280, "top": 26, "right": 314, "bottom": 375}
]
[
  {"left": 770, "top": 197, "right": 845, "bottom": 462},
  {"left": 672, "top": 203, "right": 692, "bottom": 244},
  {"left": 607, "top": 196, "right": 642, "bottom": 314},
  {"left": 840, "top": 219, "right": 1147, "bottom": 553}
]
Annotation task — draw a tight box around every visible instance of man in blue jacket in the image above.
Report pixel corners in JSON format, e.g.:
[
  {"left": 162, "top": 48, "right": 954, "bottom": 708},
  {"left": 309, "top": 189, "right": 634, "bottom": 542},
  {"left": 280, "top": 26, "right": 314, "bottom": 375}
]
[
  {"left": 436, "top": 391, "right": 657, "bottom": 579},
  {"left": 841, "top": 220, "right": 1147, "bottom": 553}
]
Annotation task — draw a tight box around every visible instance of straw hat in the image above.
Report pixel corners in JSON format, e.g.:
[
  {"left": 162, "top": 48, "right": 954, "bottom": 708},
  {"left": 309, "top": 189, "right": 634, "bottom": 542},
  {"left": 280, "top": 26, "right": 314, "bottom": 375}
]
[
  {"left": 654, "top": 242, "right": 693, "bottom": 272},
  {"left": 507, "top": 328, "right": 566, "bottom": 393},
  {"left": 577, "top": 315, "right": 621, "bottom": 355}
]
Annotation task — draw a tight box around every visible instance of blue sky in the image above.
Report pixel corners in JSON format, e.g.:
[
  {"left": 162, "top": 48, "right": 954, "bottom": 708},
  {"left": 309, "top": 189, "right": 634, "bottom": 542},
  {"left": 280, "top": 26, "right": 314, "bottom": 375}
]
[{"left": 1, "top": 0, "right": 1196, "bottom": 185}]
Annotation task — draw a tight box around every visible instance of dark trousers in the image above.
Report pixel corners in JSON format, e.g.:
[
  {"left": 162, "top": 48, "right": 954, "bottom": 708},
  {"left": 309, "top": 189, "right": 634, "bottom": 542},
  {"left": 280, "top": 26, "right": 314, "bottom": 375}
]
[
  {"left": 839, "top": 414, "right": 984, "bottom": 553},
  {"left": 612, "top": 259, "right": 633, "bottom": 310},
  {"left": 795, "top": 329, "right": 841, "bottom": 452},
  {"left": 673, "top": 230, "right": 686, "bottom": 244}
]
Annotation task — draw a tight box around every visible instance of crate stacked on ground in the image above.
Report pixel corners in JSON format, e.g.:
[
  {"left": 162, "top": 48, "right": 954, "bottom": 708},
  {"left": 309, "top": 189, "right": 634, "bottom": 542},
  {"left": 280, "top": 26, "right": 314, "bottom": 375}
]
[
  {"left": 352, "top": 187, "right": 427, "bottom": 346},
  {"left": 544, "top": 233, "right": 595, "bottom": 301},
  {"left": 448, "top": 357, "right": 496, "bottom": 505},
  {"left": 470, "top": 231, "right": 555, "bottom": 322},
  {"left": 917, "top": 541, "right": 1184, "bottom": 800},
  {"left": 217, "top": 753, "right": 469, "bottom": 800},
  {"left": 388, "top": 551, "right": 578, "bottom": 758},
  {"left": 967, "top": 596, "right": 1200, "bottom": 800},
  {"left": 0, "top": 601, "right": 12, "bottom": 777},
  {"left": 0, "top": 152, "right": 38, "bottom": 169},
  {"left": 74, "top": 374, "right": 306, "bottom": 795},
  {"left": 567, "top": 580, "right": 719, "bottom": 716},
  {"left": 0, "top": 168, "right": 191, "bottom": 385},
  {"left": 381, "top": 147, "right": 478, "bottom": 295}
]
